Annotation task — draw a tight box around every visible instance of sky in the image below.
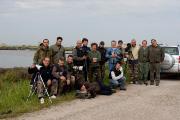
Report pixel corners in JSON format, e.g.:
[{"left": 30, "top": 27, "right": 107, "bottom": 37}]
[{"left": 0, "top": 0, "right": 180, "bottom": 47}]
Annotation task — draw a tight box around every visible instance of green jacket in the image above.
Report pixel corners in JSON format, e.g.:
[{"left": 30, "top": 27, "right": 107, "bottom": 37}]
[
  {"left": 138, "top": 46, "right": 149, "bottom": 63},
  {"left": 88, "top": 50, "right": 101, "bottom": 67},
  {"left": 148, "top": 45, "right": 165, "bottom": 63},
  {"left": 33, "top": 45, "right": 52, "bottom": 64},
  {"left": 50, "top": 44, "right": 65, "bottom": 64}
]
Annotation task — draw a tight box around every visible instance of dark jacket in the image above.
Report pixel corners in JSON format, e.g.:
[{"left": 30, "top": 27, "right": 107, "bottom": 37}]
[
  {"left": 28, "top": 64, "right": 52, "bottom": 83},
  {"left": 66, "top": 63, "right": 75, "bottom": 75},
  {"left": 97, "top": 47, "right": 107, "bottom": 65},
  {"left": 72, "top": 47, "right": 85, "bottom": 66},
  {"left": 138, "top": 46, "right": 149, "bottom": 63},
  {"left": 148, "top": 45, "right": 165, "bottom": 63},
  {"left": 33, "top": 44, "right": 52, "bottom": 64},
  {"left": 50, "top": 44, "right": 65, "bottom": 64},
  {"left": 52, "top": 64, "right": 68, "bottom": 79}
]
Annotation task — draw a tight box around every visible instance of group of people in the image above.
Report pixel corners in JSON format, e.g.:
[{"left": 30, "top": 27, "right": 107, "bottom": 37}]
[{"left": 28, "top": 36, "right": 165, "bottom": 104}]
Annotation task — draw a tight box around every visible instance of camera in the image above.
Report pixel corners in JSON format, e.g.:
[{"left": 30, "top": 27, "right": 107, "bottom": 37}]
[
  {"left": 73, "top": 66, "right": 83, "bottom": 71},
  {"left": 35, "top": 65, "right": 42, "bottom": 70}
]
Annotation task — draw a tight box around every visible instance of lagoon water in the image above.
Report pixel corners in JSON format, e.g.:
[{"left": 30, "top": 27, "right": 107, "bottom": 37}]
[{"left": 0, "top": 50, "right": 72, "bottom": 68}]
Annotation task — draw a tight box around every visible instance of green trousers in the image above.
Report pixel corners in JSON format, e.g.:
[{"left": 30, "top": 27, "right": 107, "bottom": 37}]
[{"left": 139, "top": 62, "right": 149, "bottom": 83}]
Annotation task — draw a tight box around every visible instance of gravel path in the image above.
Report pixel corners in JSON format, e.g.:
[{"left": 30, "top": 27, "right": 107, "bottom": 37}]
[{"left": 14, "top": 80, "right": 180, "bottom": 120}]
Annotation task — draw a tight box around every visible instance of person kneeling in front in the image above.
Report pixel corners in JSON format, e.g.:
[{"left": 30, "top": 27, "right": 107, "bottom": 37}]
[
  {"left": 28, "top": 57, "right": 58, "bottom": 104},
  {"left": 110, "top": 61, "right": 126, "bottom": 90}
]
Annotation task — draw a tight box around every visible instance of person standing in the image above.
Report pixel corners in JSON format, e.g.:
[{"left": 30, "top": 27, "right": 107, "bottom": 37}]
[
  {"left": 97, "top": 41, "right": 107, "bottom": 80},
  {"left": 148, "top": 39, "right": 165, "bottom": 86},
  {"left": 117, "top": 40, "right": 125, "bottom": 59},
  {"left": 138, "top": 40, "right": 149, "bottom": 85},
  {"left": 88, "top": 43, "right": 101, "bottom": 82},
  {"left": 128, "top": 39, "right": 140, "bottom": 84},
  {"left": 81, "top": 38, "right": 91, "bottom": 81},
  {"left": 106, "top": 40, "right": 122, "bottom": 71},
  {"left": 33, "top": 39, "right": 52, "bottom": 65},
  {"left": 72, "top": 40, "right": 86, "bottom": 82},
  {"left": 50, "top": 36, "right": 65, "bottom": 64}
]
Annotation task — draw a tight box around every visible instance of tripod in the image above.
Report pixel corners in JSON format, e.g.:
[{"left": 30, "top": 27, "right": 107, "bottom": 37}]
[{"left": 26, "top": 72, "right": 52, "bottom": 103}]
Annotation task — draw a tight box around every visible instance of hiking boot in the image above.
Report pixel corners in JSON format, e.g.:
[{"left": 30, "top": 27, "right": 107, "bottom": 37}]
[
  {"left": 120, "top": 88, "right": 127, "bottom": 91},
  {"left": 150, "top": 81, "right": 154, "bottom": 85},
  {"left": 132, "top": 81, "right": 136, "bottom": 84},
  {"left": 156, "top": 82, "right": 159, "bottom": 86},
  {"left": 40, "top": 98, "right": 44, "bottom": 104},
  {"left": 51, "top": 95, "right": 57, "bottom": 99}
]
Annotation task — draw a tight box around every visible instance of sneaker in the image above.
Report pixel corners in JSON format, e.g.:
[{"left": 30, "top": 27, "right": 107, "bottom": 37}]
[
  {"left": 51, "top": 95, "right": 57, "bottom": 99},
  {"left": 40, "top": 98, "right": 44, "bottom": 104}
]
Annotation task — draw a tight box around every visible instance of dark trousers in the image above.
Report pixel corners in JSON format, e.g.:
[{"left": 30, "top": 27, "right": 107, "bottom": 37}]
[{"left": 150, "top": 63, "right": 160, "bottom": 84}]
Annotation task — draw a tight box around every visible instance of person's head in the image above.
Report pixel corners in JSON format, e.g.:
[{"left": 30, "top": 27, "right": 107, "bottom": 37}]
[
  {"left": 56, "top": 36, "right": 63, "bottom": 46},
  {"left": 82, "top": 38, "right": 88, "bottom": 46},
  {"left": 99, "top": 41, "right": 105, "bottom": 48},
  {"left": 42, "top": 39, "right": 49, "bottom": 48},
  {"left": 142, "top": 40, "right": 147, "bottom": 47},
  {"left": 67, "top": 55, "right": 73, "bottom": 64},
  {"left": 76, "top": 40, "right": 82, "bottom": 48},
  {"left": 58, "top": 57, "right": 65, "bottom": 66},
  {"left": 111, "top": 40, "right": 117, "bottom": 48},
  {"left": 131, "top": 39, "right": 136, "bottom": 47},
  {"left": 151, "top": 39, "right": 158, "bottom": 47},
  {"left": 115, "top": 61, "right": 122, "bottom": 70},
  {"left": 118, "top": 40, "right": 123, "bottom": 48},
  {"left": 91, "top": 43, "right": 98, "bottom": 51},
  {"left": 42, "top": 57, "right": 50, "bottom": 67}
]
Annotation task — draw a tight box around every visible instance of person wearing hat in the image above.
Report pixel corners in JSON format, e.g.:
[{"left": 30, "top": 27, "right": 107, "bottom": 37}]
[
  {"left": 50, "top": 36, "right": 65, "bottom": 64},
  {"left": 148, "top": 39, "right": 164, "bottom": 86},
  {"left": 117, "top": 40, "right": 125, "bottom": 59},
  {"left": 109, "top": 61, "right": 126, "bottom": 90},
  {"left": 97, "top": 41, "right": 108, "bottom": 80}
]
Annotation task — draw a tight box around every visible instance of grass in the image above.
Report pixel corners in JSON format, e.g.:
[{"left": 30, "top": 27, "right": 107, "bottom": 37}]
[{"left": 0, "top": 65, "right": 130, "bottom": 119}]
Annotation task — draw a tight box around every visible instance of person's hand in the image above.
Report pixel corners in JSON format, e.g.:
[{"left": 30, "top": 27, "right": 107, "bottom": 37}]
[
  {"left": 81, "top": 85, "right": 86, "bottom": 91},
  {"left": 47, "top": 80, "right": 52, "bottom": 86},
  {"left": 67, "top": 79, "right": 70, "bottom": 85},
  {"left": 93, "top": 58, "right": 97, "bottom": 63},
  {"left": 60, "top": 76, "right": 66, "bottom": 81},
  {"left": 31, "top": 64, "right": 36, "bottom": 68},
  {"left": 83, "top": 56, "right": 87, "bottom": 60}
]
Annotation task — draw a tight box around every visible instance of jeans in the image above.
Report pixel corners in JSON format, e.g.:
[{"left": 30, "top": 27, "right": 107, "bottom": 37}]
[{"left": 110, "top": 77, "right": 126, "bottom": 89}]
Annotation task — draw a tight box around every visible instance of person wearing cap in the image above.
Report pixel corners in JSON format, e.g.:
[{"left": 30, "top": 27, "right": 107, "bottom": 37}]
[
  {"left": 97, "top": 41, "right": 107, "bottom": 80},
  {"left": 138, "top": 40, "right": 149, "bottom": 85},
  {"left": 117, "top": 40, "right": 125, "bottom": 59},
  {"left": 50, "top": 36, "right": 65, "bottom": 64},
  {"left": 128, "top": 39, "right": 140, "bottom": 84},
  {"left": 148, "top": 39, "right": 164, "bottom": 86},
  {"left": 109, "top": 61, "right": 126, "bottom": 90},
  {"left": 33, "top": 39, "right": 52, "bottom": 65}
]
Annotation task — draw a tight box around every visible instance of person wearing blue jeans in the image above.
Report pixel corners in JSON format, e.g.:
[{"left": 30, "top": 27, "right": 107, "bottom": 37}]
[
  {"left": 106, "top": 40, "right": 122, "bottom": 71},
  {"left": 110, "top": 62, "right": 126, "bottom": 90}
]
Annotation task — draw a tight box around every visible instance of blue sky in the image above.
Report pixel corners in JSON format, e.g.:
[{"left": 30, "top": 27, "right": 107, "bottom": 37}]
[{"left": 0, "top": 0, "right": 180, "bottom": 46}]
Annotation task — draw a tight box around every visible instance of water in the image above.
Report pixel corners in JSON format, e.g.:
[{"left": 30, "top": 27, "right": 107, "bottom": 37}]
[{"left": 0, "top": 50, "right": 72, "bottom": 68}]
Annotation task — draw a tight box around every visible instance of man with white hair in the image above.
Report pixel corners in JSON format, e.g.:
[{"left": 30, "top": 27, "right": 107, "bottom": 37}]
[{"left": 128, "top": 39, "right": 140, "bottom": 84}]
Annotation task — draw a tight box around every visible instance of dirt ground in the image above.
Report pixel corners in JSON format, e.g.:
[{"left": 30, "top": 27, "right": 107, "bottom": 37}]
[{"left": 12, "top": 80, "right": 180, "bottom": 120}]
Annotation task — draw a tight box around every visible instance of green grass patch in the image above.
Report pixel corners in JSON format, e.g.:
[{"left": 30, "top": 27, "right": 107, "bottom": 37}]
[{"left": 0, "top": 65, "right": 130, "bottom": 119}]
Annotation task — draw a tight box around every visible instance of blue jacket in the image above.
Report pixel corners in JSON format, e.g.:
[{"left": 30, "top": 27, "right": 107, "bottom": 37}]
[{"left": 106, "top": 48, "right": 122, "bottom": 64}]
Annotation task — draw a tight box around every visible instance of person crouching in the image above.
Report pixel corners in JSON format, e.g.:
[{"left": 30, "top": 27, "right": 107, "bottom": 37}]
[
  {"left": 52, "top": 57, "right": 68, "bottom": 95},
  {"left": 28, "top": 57, "right": 58, "bottom": 104},
  {"left": 110, "top": 61, "right": 126, "bottom": 90}
]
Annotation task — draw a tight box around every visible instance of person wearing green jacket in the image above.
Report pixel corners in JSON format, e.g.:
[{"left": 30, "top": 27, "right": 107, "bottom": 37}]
[
  {"left": 138, "top": 40, "right": 149, "bottom": 85},
  {"left": 33, "top": 39, "right": 52, "bottom": 65},
  {"left": 50, "top": 36, "right": 65, "bottom": 64},
  {"left": 88, "top": 43, "right": 101, "bottom": 83},
  {"left": 148, "top": 39, "right": 165, "bottom": 86}
]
